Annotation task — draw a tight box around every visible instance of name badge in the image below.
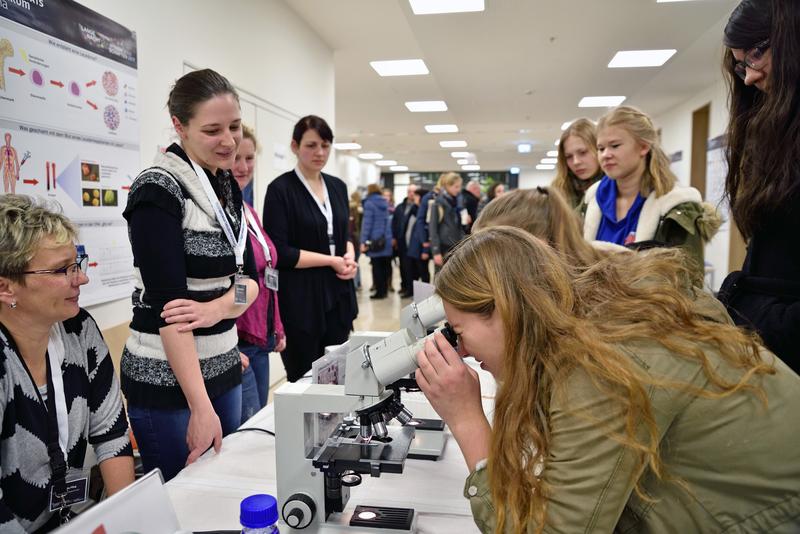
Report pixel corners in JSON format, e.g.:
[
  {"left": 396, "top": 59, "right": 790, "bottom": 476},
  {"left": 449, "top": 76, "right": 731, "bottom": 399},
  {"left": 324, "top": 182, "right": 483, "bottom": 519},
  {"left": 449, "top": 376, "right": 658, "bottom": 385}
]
[
  {"left": 234, "top": 274, "right": 248, "bottom": 305},
  {"left": 265, "top": 267, "right": 279, "bottom": 291},
  {"left": 49, "top": 477, "right": 88, "bottom": 512}
]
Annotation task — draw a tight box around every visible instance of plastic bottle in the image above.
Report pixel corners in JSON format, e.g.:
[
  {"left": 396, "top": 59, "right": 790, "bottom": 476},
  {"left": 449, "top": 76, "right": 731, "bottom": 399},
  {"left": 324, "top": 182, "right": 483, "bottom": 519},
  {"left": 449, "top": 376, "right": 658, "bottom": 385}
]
[{"left": 240, "top": 494, "right": 279, "bottom": 534}]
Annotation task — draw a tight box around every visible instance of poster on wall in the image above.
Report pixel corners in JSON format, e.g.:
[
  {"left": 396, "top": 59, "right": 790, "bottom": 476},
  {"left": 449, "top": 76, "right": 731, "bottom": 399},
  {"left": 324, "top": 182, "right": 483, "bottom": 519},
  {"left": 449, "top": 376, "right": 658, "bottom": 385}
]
[
  {"left": 704, "top": 134, "right": 728, "bottom": 292},
  {"left": 0, "top": 0, "right": 138, "bottom": 306}
]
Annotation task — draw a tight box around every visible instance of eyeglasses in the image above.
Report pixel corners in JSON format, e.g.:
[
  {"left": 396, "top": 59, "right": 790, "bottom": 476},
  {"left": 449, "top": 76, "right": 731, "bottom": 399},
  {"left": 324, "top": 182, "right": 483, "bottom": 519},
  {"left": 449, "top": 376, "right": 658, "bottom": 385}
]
[
  {"left": 18, "top": 255, "right": 89, "bottom": 278},
  {"left": 734, "top": 39, "right": 770, "bottom": 80}
]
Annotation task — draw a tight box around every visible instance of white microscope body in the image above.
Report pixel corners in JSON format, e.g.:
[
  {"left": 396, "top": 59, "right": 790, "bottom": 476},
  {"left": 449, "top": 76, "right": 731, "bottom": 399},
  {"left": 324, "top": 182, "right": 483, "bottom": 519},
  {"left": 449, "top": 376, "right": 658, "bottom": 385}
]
[{"left": 274, "top": 295, "right": 448, "bottom": 532}]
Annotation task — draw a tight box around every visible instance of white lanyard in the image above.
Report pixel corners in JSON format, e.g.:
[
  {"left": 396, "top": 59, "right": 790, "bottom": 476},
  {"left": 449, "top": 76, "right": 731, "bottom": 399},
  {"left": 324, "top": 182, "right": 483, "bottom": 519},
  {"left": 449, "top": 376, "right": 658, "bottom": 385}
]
[
  {"left": 189, "top": 158, "right": 248, "bottom": 268},
  {"left": 244, "top": 206, "right": 272, "bottom": 267},
  {"left": 295, "top": 167, "right": 335, "bottom": 254},
  {"left": 46, "top": 325, "right": 69, "bottom": 459}
]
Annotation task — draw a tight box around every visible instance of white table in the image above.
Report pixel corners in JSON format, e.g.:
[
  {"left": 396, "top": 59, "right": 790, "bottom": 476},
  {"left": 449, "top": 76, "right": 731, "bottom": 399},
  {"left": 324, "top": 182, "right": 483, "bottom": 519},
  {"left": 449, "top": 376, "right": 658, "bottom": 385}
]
[{"left": 166, "top": 364, "right": 496, "bottom": 533}]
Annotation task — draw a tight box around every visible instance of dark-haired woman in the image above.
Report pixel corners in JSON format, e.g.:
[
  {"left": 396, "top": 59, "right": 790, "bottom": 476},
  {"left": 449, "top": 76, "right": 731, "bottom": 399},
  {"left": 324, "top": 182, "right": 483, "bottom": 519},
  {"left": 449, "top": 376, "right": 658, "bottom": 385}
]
[
  {"left": 262, "top": 115, "right": 357, "bottom": 382},
  {"left": 122, "top": 69, "right": 259, "bottom": 481},
  {"left": 718, "top": 0, "right": 800, "bottom": 373}
]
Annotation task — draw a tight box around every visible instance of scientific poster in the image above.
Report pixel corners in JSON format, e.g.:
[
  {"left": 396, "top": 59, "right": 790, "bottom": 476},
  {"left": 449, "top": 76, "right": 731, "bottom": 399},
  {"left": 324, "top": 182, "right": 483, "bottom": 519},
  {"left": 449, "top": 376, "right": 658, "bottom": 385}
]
[{"left": 0, "top": 0, "right": 138, "bottom": 306}]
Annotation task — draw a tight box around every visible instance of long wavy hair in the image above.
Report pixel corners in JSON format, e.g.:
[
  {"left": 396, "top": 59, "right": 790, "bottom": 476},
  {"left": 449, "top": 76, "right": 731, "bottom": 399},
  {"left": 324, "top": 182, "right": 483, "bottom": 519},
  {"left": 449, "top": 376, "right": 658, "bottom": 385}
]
[
  {"left": 552, "top": 118, "right": 601, "bottom": 206},
  {"left": 722, "top": 0, "right": 800, "bottom": 239},
  {"left": 436, "top": 227, "right": 772, "bottom": 533},
  {"left": 473, "top": 186, "right": 606, "bottom": 267},
  {"left": 597, "top": 106, "right": 677, "bottom": 198}
]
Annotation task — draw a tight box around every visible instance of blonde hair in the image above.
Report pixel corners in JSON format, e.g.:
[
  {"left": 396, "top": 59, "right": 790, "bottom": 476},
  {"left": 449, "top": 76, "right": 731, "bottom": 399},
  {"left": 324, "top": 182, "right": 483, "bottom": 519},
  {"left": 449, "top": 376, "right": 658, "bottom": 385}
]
[
  {"left": 552, "top": 118, "right": 599, "bottom": 205},
  {"left": 366, "top": 183, "right": 382, "bottom": 195},
  {"left": 439, "top": 171, "right": 462, "bottom": 189},
  {"left": 241, "top": 124, "right": 260, "bottom": 153},
  {"left": 597, "top": 106, "right": 676, "bottom": 197},
  {"left": 436, "top": 227, "right": 772, "bottom": 533},
  {"left": 473, "top": 187, "right": 604, "bottom": 267},
  {"left": 0, "top": 195, "right": 77, "bottom": 284}
]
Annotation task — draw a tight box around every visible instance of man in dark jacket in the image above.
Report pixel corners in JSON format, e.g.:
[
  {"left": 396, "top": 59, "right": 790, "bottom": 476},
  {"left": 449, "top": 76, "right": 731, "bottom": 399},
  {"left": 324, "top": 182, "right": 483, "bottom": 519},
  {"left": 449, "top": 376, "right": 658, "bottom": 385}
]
[
  {"left": 392, "top": 184, "right": 418, "bottom": 298},
  {"left": 462, "top": 180, "right": 481, "bottom": 234}
]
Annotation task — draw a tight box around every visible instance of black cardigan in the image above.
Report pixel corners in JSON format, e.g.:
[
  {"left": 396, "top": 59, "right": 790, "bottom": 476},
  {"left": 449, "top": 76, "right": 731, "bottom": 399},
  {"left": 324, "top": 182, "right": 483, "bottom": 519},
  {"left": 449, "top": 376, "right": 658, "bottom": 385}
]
[{"left": 262, "top": 170, "right": 357, "bottom": 336}]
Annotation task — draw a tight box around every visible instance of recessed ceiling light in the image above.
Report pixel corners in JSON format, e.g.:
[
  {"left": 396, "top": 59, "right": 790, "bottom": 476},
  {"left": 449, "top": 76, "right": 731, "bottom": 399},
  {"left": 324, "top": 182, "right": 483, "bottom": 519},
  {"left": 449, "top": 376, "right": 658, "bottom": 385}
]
[
  {"left": 560, "top": 121, "right": 573, "bottom": 130},
  {"left": 456, "top": 159, "right": 469, "bottom": 165},
  {"left": 509, "top": 166, "right": 520, "bottom": 174},
  {"left": 376, "top": 160, "right": 398, "bottom": 166},
  {"left": 390, "top": 165, "right": 409, "bottom": 171},
  {"left": 608, "top": 49, "right": 677, "bottom": 68},
  {"left": 546, "top": 150, "right": 558, "bottom": 157},
  {"left": 440, "top": 140, "right": 467, "bottom": 148},
  {"left": 578, "top": 96, "right": 627, "bottom": 108},
  {"left": 425, "top": 124, "right": 459, "bottom": 133},
  {"left": 409, "top": 0, "right": 484, "bottom": 15},
  {"left": 554, "top": 139, "right": 560, "bottom": 146},
  {"left": 359, "top": 153, "right": 383, "bottom": 160},
  {"left": 405, "top": 100, "right": 448, "bottom": 112},
  {"left": 540, "top": 158, "right": 558, "bottom": 164},
  {"left": 462, "top": 164, "right": 481, "bottom": 171},
  {"left": 370, "top": 59, "right": 429, "bottom": 77},
  {"left": 517, "top": 143, "right": 532, "bottom": 153},
  {"left": 450, "top": 151, "right": 470, "bottom": 158},
  {"left": 333, "top": 142, "right": 362, "bottom": 150},
  {"left": 536, "top": 164, "right": 555, "bottom": 170}
]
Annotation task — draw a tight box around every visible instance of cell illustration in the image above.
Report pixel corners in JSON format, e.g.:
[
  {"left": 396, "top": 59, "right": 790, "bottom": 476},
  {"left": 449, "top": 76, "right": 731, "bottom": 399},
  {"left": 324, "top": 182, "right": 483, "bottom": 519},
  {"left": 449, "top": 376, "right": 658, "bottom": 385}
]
[
  {"left": 0, "top": 39, "right": 14, "bottom": 91},
  {"left": 102, "top": 70, "right": 118, "bottom": 96},
  {"left": 103, "top": 105, "right": 120, "bottom": 131},
  {"left": 31, "top": 69, "right": 43, "bottom": 86},
  {"left": 70, "top": 81, "right": 80, "bottom": 97}
]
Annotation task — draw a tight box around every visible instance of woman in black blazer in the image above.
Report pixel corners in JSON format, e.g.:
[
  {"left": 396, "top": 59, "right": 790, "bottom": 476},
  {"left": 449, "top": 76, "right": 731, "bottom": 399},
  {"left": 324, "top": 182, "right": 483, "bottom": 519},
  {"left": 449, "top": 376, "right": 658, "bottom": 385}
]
[{"left": 262, "top": 115, "right": 358, "bottom": 381}]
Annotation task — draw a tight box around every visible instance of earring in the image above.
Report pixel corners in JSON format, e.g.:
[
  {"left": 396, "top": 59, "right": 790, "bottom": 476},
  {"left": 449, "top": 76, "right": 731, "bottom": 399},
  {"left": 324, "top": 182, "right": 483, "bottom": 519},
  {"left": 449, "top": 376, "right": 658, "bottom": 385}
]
[{"left": 10, "top": 301, "right": 17, "bottom": 309}]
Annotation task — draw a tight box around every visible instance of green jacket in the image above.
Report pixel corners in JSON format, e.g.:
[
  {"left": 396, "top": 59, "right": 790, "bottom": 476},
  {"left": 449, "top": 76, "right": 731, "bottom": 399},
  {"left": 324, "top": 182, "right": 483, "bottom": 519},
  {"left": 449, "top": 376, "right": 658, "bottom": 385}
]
[{"left": 465, "top": 292, "right": 800, "bottom": 533}]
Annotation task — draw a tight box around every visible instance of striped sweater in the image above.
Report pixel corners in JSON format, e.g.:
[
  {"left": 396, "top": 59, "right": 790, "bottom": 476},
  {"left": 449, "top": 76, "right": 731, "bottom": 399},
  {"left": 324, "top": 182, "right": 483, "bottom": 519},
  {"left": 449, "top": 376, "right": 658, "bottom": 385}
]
[
  {"left": 121, "top": 144, "right": 256, "bottom": 409},
  {"left": 0, "top": 310, "right": 132, "bottom": 533}
]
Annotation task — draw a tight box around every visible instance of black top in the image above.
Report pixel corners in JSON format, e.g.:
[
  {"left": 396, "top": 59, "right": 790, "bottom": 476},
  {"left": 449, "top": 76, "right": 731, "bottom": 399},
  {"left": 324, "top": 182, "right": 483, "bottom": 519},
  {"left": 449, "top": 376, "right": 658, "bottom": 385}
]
[
  {"left": 461, "top": 190, "right": 480, "bottom": 233},
  {"left": 262, "top": 170, "right": 357, "bottom": 336}
]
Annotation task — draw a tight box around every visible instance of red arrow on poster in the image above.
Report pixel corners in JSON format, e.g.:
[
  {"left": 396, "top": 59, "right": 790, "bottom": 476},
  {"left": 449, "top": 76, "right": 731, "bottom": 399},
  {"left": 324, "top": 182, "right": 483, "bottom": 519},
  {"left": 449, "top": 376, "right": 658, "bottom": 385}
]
[
  {"left": 86, "top": 100, "right": 98, "bottom": 110},
  {"left": 23, "top": 178, "right": 39, "bottom": 185},
  {"left": 9, "top": 67, "right": 25, "bottom": 76},
  {"left": 85, "top": 80, "right": 96, "bottom": 87},
  {"left": 121, "top": 185, "right": 131, "bottom": 191},
  {"left": 50, "top": 80, "right": 64, "bottom": 88},
  {"left": 88, "top": 262, "right": 98, "bottom": 268}
]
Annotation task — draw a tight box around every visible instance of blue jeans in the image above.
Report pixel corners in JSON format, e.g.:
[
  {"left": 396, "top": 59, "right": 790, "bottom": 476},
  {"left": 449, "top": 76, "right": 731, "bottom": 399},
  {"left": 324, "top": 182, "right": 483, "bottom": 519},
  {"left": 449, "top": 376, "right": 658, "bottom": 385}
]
[
  {"left": 128, "top": 384, "right": 242, "bottom": 482},
  {"left": 239, "top": 335, "right": 275, "bottom": 424}
]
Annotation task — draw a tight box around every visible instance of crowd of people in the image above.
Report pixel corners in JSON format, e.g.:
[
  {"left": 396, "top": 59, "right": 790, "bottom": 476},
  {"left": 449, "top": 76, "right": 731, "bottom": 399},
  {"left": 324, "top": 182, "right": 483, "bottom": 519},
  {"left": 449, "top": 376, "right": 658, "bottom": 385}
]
[{"left": 0, "top": 0, "right": 797, "bottom": 531}]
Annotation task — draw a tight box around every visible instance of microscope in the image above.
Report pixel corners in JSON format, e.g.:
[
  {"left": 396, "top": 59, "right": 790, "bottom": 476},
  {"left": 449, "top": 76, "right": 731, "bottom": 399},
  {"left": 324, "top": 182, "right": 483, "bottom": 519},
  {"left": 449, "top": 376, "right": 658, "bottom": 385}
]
[{"left": 273, "top": 295, "right": 451, "bottom": 532}]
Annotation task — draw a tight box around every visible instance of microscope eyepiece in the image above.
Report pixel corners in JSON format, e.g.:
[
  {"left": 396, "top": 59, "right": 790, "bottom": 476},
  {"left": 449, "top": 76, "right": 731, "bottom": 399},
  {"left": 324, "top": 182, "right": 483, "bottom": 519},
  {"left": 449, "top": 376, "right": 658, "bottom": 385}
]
[{"left": 440, "top": 323, "right": 458, "bottom": 348}]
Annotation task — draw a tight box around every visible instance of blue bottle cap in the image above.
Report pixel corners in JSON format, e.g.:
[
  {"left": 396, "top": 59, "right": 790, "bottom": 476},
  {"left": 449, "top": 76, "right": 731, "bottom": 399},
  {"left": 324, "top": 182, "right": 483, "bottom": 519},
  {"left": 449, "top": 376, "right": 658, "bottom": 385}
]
[{"left": 240, "top": 494, "right": 278, "bottom": 528}]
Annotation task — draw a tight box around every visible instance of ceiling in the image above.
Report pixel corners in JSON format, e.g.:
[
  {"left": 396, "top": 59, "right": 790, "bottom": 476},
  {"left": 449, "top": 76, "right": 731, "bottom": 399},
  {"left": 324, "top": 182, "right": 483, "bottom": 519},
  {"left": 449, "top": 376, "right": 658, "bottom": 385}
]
[{"left": 286, "top": 0, "right": 739, "bottom": 173}]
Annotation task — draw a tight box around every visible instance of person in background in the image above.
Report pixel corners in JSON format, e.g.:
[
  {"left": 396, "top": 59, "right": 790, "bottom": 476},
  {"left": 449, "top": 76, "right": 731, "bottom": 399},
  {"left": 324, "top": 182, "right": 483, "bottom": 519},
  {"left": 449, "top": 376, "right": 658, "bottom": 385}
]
[
  {"left": 418, "top": 226, "right": 800, "bottom": 534},
  {"left": 429, "top": 172, "right": 466, "bottom": 272},
  {"left": 232, "top": 125, "right": 285, "bottom": 423},
  {"left": 461, "top": 180, "right": 481, "bottom": 234},
  {"left": 348, "top": 191, "right": 364, "bottom": 290},
  {"left": 552, "top": 118, "right": 604, "bottom": 209},
  {"left": 382, "top": 187, "right": 395, "bottom": 214},
  {"left": 392, "top": 183, "right": 418, "bottom": 298},
  {"left": 476, "top": 182, "right": 505, "bottom": 215},
  {"left": 122, "top": 69, "right": 259, "bottom": 481},
  {"left": 582, "top": 105, "right": 721, "bottom": 282},
  {"left": 0, "top": 195, "right": 134, "bottom": 532},
  {"left": 717, "top": 0, "right": 800, "bottom": 373},
  {"left": 262, "top": 115, "right": 357, "bottom": 382},
  {"left": 406, "top": 187, "right": 432, "bottom": 284},
  {"left": 360, "top": 183, "right": 393, "bottom": 300}
]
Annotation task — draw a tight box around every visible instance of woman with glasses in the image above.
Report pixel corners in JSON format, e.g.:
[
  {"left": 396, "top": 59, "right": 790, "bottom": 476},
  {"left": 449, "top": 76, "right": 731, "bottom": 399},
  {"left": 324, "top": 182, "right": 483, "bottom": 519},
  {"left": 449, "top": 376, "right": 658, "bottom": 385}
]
[
  {"left": 718, "top": 0, "right": 800, "bottom": 374},
  {"left": 0, "top": 195, "right": 134, "bottom": 532}
]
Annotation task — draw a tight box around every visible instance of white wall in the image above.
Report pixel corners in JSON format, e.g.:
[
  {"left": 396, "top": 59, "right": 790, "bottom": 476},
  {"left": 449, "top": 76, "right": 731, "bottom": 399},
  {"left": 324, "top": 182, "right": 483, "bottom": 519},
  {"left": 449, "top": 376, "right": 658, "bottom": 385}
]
[
  {"left": 334, "top": 153, "right": 380, "bottom": 193},
  {"left": 518, "top": 170, "right": 555, "bottom": 190},
  {"left": 75, "top": 0, "right": 335, "bottom": 329}
]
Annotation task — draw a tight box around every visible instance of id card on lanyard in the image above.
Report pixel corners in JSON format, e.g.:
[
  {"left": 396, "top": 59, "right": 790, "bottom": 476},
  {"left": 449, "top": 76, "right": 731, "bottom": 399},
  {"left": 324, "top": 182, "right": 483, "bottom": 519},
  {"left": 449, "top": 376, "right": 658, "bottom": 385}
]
[
  {"left": 189, "top": 158, "right": 249, "bottom": 304},
  {"left": 244, "top": 207, "right": 279, "bottom": 291},
  {"left": 295, "top": 168, "right": 336, "bottom": 256}
]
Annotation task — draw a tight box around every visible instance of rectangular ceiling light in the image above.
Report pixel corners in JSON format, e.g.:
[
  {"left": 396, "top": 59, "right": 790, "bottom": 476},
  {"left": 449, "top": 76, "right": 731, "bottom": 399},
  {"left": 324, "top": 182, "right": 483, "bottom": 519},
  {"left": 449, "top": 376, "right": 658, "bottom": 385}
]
[
  {"left": 359, "top": 153, "right": 383, "bottom": 160},
  {"left": 405, "top": 100, "right": 448, "bottom": 112},
  {"left": 608, "top": 49, "right": 677, "bottom": 68},
  {"left": 409, "top": 0, "right": 485, "bottom": 15},
  {"left": 462, "top": 164, "right": 481, "bottom": 171},
  {"left": 536, "top": 164, "right": 556, "bottom": 170},
  {"left": 509, "top": 166, "right": 520, "bottom": 174},
  {"left": 540, "top": 158, "right": 558, "bottom": 164},
  {"left": 390, "top": 165, "right": 409, "bottom": 171},
  {"left": 376, "top": 160, "right": 398, "bottom": 166},
  {"left": 425, "top": 124, "right": 459, "bottom": 133},
  {"left": 517, "top": 143, "right": 532, "bottom": 153},
  {"left": 333, "top": 142, "right": 362, "bottom": 150},
  {"left": 546, "top": 150, "right": 558, "bottom": 157},
  {"left": 579, "top": 96, "right": 627, "bottom": 108},
  {"left": 370, "top": 59, "right": 429, "bottom": 77},
  {"left": 456, "top": 158, "right": 469, "bottom": 165},
  {"left": 560, "top": 121, "right": 573, "bottom": 130},
  {"left": 450, "top": 151, "right": 470, "bottom": 158},
  {"left": 440, "top": 140, "right": 467, "bottom": 148}
]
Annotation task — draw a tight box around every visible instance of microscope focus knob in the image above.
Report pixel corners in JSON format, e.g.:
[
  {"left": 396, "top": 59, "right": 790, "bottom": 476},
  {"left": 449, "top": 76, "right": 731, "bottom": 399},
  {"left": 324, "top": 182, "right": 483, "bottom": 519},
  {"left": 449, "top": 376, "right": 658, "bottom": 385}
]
[{"left": 282, "top": 493, "right": 315, "bottom": 529}]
